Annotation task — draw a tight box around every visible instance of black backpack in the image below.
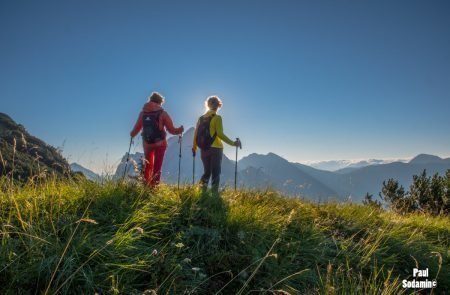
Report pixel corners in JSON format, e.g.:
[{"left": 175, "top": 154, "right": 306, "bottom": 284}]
[
  {"left": 196, "top": 114, "right": 217, "bottom": 150},
  {"left": 142, "top": 110, "right": 166, "bottom": 143}
]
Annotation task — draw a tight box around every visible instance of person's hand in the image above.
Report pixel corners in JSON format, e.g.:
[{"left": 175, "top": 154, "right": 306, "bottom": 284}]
[
  {"left": 192, "top": 148, "right": 196, "bottom": 157},
  {"left": 234, "top": 138, "right": 242, "bottom": 149},
  {"left": 179, "top": 125, "right": 185, "bottom": 133}
]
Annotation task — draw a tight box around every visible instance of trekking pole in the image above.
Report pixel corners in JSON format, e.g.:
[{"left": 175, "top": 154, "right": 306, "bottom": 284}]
[
  {"left": 177, "top": 134, "right": 182, "bottom": 190},
  {"left": 122, "top": 137, "right": 133, "bottom": 180},
  {"left": 192, "top": 150, "right": 195, "bottom": 185},
  {"left": 234, "top": 138, "right": 241, "bottom": 191}
]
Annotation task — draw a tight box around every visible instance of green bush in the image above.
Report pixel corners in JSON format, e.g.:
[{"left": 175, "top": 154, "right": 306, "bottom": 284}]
[{"left": 381, "top": 170, "right": 450, "bottom": 216}]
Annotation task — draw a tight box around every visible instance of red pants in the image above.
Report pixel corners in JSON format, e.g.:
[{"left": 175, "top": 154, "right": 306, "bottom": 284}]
[{"left": 143, "top": 143, "right": 166, "bottom": 187}]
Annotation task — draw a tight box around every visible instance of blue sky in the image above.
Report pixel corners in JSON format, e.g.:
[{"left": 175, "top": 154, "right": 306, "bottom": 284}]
[{"left": 1, "top": 0, "right": 449, "bottom": 172}]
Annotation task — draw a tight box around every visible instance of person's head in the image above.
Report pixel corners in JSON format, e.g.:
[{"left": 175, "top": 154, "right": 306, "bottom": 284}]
[
  {"left": 148, "top": 92, "right": 165, "bottom": 105},
  {"left": 205, "top": 96, "right": 223, "bottom": 111}
]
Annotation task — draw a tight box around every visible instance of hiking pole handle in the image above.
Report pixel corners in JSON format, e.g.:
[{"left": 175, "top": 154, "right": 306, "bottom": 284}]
[{"left": 235, "top": 137, "right": 242, "bottom": 149}]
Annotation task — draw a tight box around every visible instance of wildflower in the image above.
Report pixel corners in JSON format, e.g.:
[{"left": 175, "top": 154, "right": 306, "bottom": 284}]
[
  {"left": 151, "top": 249, "right": 158, "bottom": 256},
  {"left": 76, "top": 218, "right": 98, "bottom": 224},
  {"left": 175, "top": 242, "right": 184, "bottom": 248},
  {"left": 192, "top": 267, "right": 200, "bottom": 272},
  {"left": 239, "top": 270, "right": 248, "bottom": 279},
  {"left": 286, "top": 209, "right": 295, "bottom": 223},
  {"left": 183, "top": 258, "right": 191, "bottom": 263},
  {"left": 20, "top": 133, "right": 27, "bottom": 149},
  {"left": 132, "top": 227, "right": 144, "bottom": 234}
]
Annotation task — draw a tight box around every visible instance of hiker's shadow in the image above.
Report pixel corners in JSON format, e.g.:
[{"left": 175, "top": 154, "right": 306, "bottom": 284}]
[
  {"left": 178, "top": 190, "right": 228, "bottom": 256},
  {"left": 179, "top": 189, "right": 228, "bottom": 228},
  {"left": 195, "top": 191, "right": 228, "bottom": 227}
]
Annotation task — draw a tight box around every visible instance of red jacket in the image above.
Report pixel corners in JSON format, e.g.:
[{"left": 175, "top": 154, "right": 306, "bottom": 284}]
[{"left": 130, "top": 102, "right": 183, "bottom": 147}]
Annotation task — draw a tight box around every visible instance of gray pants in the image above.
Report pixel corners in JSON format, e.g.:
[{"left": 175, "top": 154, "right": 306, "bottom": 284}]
[{"left": 200, "top": 147, "right": 223, "bottom": 192}]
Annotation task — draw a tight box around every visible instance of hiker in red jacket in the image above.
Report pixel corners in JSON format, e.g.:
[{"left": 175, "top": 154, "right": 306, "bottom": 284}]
[{"left": 130, "top": 92, "right": 184, "bottom": 187}]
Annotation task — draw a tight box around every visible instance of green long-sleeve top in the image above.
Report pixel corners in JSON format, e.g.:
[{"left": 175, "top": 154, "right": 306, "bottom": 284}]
[{"left": 192, "top": 110, "right": 235, "bottom": 152}]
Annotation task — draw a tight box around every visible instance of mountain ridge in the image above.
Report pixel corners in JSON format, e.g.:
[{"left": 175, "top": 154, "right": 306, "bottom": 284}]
[
  {"left": 114, "top": 145, "right": 450, "bottom": 202},
  {"left": 304, "top": 158, "right": 408, "bottom": 172},
  {"left": 0, "top": 112, "right": 70, "bottom": 181}
]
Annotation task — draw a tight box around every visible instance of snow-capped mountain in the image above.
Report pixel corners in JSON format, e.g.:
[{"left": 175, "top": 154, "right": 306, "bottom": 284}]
[
  {"left": 114, "top": 152, "right": 145, "bottom": 179},
  {"left": 70, "top": 163, "right": 100, "bottom": 181}
]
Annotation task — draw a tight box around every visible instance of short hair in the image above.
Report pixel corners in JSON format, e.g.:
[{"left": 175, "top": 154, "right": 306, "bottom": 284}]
[
  {"left": 205, "top": 96, "right": 223, "bottom": 111},
  {"left": 149, "top": 92, "right": 165, "bottom": 104}
]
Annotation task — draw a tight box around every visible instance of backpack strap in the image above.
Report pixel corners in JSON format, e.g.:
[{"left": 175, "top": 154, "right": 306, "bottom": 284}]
[
  {"left": 198, "top": 114, "right": 217, "bottom": 136},
  {"left": 157, "top": 109, "right": 165, "bottom": 131},
  {"left": 210, "top": 114, "right": 217, "bottom": 141}
]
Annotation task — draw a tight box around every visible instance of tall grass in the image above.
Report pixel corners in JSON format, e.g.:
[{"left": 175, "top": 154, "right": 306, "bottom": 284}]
[{"left": 0, "top": 177, "right": 448, "bottom": 294}]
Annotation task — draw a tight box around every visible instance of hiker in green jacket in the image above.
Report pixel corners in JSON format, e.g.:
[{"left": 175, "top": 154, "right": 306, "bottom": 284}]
[{"left": 192, "top": 96, "right": 241, "bottom": 193}]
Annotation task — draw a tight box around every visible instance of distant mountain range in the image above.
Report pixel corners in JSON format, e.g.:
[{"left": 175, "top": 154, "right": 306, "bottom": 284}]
[
  {"left": 3, "top": 111, "right": 447, "bottom": 202},
  {"left": 111, "top": 127, "right": 450, "bottom": 202},
  {"left": 306, "top": 159, "right": 408, "bottom": 173}
]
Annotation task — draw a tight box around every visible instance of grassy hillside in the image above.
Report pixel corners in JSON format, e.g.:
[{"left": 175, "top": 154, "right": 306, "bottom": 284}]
[
  {"left": 0, "top": 178, "right": 448, "bottom": 294},
  {"left": 0, "top": 113, "right": 70, "bottom": 181}
]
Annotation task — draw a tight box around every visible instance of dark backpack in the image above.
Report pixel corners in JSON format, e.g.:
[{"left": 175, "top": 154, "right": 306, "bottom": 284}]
[
  {"left": 142, "top": 110, "right": 166, "bottom": 143},
  {"left": 196, "top": 114, "right": 217, "bottom": 150}
]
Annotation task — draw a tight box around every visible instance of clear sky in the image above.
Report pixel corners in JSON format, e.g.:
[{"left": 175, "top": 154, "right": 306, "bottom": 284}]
[{"left": 1, "top": 0, "right": 450, "bottom": 173}]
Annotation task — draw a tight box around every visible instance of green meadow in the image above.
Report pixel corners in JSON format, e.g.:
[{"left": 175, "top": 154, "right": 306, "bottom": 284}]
[{"left": 1, "top": 178, "right": 448, "bottom": 294}]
